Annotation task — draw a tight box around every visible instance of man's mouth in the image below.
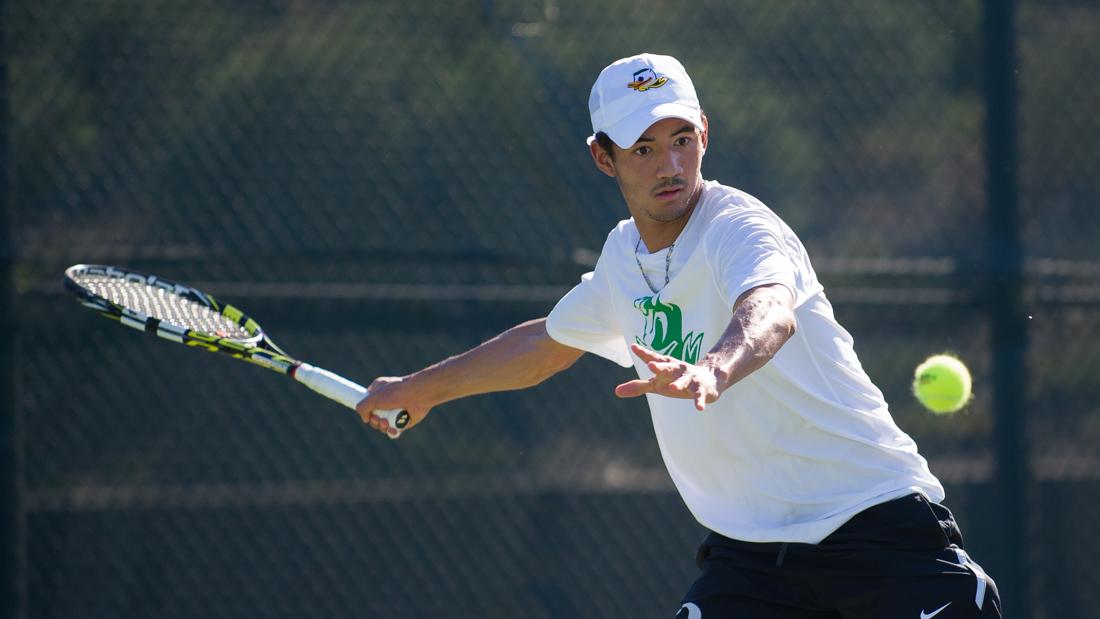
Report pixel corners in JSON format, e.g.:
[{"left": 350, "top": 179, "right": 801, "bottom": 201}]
[{"left": 654, "top": 182, "right": 685, "bottom": 200}]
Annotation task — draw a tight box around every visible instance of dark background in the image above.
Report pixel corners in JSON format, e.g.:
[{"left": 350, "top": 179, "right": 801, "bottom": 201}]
[{"left": 3, "top": 1, "right": 1097, "bottom": 617}]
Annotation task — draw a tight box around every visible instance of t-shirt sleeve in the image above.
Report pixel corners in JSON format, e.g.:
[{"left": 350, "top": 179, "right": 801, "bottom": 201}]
[
  {"left": 546, "top": 261, "right": 633, "bottom": 368},
  {"left": 704, "top": 210, "right": 799, "bottom": 309}
]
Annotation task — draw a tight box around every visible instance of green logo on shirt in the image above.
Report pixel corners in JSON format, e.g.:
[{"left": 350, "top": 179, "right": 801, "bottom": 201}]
[{"left": 634, "top": 295, "right": 705, "bottom": 363}]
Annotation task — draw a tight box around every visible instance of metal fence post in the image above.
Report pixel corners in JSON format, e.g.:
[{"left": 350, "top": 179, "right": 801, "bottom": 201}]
[
  {"left": 983, "top": 0, "right": 1030, "bottom": 615},
  {"left": 0, "top": 0, "right": 21, "bottom": 614}
]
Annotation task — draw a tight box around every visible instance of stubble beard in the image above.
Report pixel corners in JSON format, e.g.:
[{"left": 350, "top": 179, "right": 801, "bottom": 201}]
[
  {"left": 641, "top": 180, "right": 700, "bottom": 224},
  {"left": 642, "top": 203, "right": 690, "bottom": 223}
]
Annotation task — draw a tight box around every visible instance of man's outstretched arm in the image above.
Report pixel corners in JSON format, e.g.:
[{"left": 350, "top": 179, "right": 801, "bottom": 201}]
[{"left": 356, "top": 318, "right": 584, "bottom": 434}]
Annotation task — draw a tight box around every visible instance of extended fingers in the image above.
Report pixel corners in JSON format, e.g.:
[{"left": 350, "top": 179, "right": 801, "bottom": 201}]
[
  {"left": 668, "top": 373, "right": 695, "bottom": 391},
  {"left": 648, "top": 360, "right": 685, "bottom": 377},
  {"left": 631, "top": 342, "right": 670, "bottom": 363},
  {"left": 624, "top": 345, "right": 715, "bottom": 409},
  {"left": 668, "top": 372, "right": 706, "bottom": 396},
  {"left": 617, "top": 372, "right": 693, "bottom": 398},
  {"left": 694, "top": 390, "right": 707, "bottom": 411},
  {"left": 615, "top": 379, "right": 655, "bottom": 398},
  {"left": 632, "top": 344, "right": 692, "bottom": 379}
]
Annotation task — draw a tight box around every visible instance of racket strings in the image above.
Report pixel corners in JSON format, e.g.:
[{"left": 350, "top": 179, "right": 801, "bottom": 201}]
[{"left": 74, "top": 274, "right": 252, "bottom": 339}]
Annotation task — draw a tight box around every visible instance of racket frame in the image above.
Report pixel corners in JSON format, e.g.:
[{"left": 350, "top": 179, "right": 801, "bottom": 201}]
[{"left": 63, "top": 264, "right": 408, "bottom": 436}]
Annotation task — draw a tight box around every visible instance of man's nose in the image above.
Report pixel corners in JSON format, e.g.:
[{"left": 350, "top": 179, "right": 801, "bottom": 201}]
[{"left": 657, "top": 150, "right": 683, "bottom": 179}]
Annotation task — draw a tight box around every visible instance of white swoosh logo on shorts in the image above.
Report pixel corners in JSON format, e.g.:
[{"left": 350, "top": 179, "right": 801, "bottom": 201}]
[
  {"left": 920, "top": 601, "right": 951, "bottom": 619},
  {"left": 676, "top": 602, "right": 702, "bottom": 619}
]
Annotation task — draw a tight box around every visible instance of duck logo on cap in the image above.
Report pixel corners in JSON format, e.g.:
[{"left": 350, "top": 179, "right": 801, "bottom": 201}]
[{"left": 627, "top": 67, "right": 669, "bottom": 92}]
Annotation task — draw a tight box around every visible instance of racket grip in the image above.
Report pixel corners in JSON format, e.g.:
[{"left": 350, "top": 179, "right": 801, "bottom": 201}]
[{"left": 291, "top": 363, "right": 410, "bottom": 439}]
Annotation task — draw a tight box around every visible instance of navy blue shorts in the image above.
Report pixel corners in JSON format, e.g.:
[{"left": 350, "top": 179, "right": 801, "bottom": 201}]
[{"left": 677, "top": 494, "right": 1001, "bottom": 618}]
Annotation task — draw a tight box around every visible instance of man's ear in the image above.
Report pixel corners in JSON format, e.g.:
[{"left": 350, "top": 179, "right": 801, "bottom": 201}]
[
  {"left": 589, "top": 141, "right": 617, "bottom": 178},
  {"left": 700, "top": 112, "right": 709, "bottom": 154}
]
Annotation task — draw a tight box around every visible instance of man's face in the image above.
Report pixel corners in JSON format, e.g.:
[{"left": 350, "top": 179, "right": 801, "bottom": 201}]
[{"left": 591, "top": 116, "right": 708, "bottom": 230}]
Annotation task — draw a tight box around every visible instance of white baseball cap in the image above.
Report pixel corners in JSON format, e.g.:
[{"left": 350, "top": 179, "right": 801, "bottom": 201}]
[{"left": 587, "top": 53, "right": 703, "bottom": 149}]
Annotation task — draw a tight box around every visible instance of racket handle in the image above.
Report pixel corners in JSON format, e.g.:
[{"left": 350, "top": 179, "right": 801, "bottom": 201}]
[{"left": 291, "top": 363, "right": 410, "bottom": 439}]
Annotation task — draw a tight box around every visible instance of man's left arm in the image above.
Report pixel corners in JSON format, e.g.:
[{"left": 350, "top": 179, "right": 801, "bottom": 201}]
[{"left": 614, "top": 283, "right": 796, "bottom": 410}]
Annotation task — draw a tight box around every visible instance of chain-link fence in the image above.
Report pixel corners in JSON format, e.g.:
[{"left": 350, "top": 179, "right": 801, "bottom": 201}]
[{"left": 4, "top": 1, "right": 1097, "bottom": 617}]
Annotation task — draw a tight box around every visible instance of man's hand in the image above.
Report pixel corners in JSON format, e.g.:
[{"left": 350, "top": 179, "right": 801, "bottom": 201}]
[
  {"left": 615, "top": 343, "right": 721, "bottom": 411},
  {"left": 616, "top": 284, "right": 796, "bottom": 412},
  {"left": 355, "top": 376, "right": 432, "bottom": 437}
]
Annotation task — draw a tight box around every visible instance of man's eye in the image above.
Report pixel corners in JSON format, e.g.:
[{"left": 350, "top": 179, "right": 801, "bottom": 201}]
[
  {"left": 634, "top": 146, "right": 652, "bottom": 156},
  {"left": 675, "top": 136, "right": 692, "bottom": 146}
]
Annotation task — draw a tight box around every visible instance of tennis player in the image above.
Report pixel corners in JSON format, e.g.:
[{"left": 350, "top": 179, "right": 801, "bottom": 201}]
[{"left": 358, "top": 53, "right": 1001, "bottom": 618}]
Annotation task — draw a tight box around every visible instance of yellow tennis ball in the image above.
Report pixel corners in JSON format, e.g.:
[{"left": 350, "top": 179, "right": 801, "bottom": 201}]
[{"left": 913, "top": 354, "right": 972, "bottom": 414}]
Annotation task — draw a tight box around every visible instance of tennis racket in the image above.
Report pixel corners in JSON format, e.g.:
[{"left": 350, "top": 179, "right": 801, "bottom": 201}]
[{"left": 63, "top": 264, "right": 410, "bottom": 438}]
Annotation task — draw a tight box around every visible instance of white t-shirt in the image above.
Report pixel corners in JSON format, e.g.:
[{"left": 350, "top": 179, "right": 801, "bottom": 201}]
[{"left": 546, "top": 180, "right": 944, "bottom": 543}]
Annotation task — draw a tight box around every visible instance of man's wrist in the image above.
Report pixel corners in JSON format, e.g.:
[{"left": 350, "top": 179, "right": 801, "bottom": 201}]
[
  {"left": 399, "top": 368, "right": 441, "bottom": 408},
  {"left": 699, "top": 354, "right": 733, "bottom": 393}
]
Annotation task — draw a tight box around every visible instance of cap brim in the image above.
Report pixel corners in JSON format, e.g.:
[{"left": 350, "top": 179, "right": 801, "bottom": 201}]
[{"left": 605, "top": 102, "right": 704, "bottom": 149}]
